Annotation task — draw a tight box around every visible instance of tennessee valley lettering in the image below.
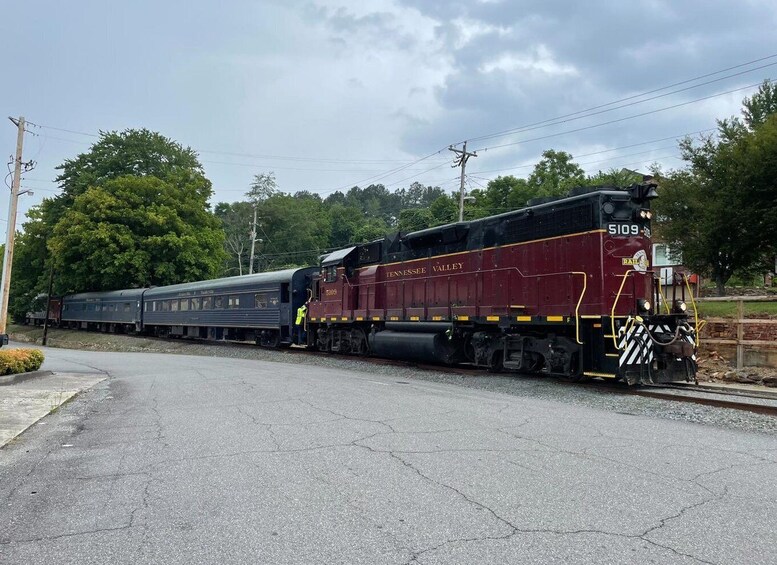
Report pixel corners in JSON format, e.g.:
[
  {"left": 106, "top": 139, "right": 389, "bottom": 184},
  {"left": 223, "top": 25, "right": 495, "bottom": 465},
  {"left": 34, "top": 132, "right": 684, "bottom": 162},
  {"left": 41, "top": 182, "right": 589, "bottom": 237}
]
[{"left": 385, "top": 261, "right": 464, "bottom": 279}]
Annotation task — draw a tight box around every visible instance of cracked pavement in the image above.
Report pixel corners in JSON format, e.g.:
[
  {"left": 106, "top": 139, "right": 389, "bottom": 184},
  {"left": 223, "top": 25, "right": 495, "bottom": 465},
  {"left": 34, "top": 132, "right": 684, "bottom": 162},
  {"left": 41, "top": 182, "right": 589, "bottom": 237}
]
[{"left": 1, "top": 347, "right": 775, "bottom": 564}]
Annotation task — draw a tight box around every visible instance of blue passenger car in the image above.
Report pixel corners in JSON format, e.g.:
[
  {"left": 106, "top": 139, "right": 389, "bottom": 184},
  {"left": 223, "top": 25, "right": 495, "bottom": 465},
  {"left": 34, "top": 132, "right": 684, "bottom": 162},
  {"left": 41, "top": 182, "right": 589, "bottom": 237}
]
[
  {"left": 142, "top": 268, "right": 317, "bottom": 346},
  {"left": 61, "top": 289, "right": 146, "bottom": 332}
]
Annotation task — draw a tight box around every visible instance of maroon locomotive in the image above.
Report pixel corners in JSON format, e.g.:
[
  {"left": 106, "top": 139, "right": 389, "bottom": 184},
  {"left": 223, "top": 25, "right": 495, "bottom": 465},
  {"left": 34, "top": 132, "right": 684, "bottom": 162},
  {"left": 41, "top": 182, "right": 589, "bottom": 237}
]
[{"left": 306, "top": 181, "right": 698, "bottom": 385}]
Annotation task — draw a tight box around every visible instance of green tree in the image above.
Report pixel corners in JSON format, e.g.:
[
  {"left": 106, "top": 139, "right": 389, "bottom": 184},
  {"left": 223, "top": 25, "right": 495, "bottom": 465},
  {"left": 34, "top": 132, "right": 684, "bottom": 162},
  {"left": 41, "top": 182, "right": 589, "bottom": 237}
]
[
  {"left": 328, "top": 204, "right": 366, "bottom": 248},
  {"left": 398, "top": 208, "right": 433, "bottom": 232},
  {"left": 246, "top": 172, "right": 278, "bottom": 204},
  {"left": 429, "top": 194, "right": 458, "bottom": 226},
  {"left": 585, "top": 168, "right": 644, "bottom": 187},
  {"left": 6, "top": 208, "right": 52, "bottom": 320},
  {"left": 354, "top": 218, "right": 389, "bottom": 242},
  {"left": 742, "top": 80, "right": 777, "bottom": 129},
  {"left": 655, "top": 85, "right": 777, "bottom": 295},
  {"left": 527, "top": 149, "right": 585, "bottom": 197},
  {"left": 257, "top": 194, "right": 331, "bottom": 270},
  {"left": 8, "top": 129, "right": 223, "bottom": 313},
  {"left": 48, "top": 176, "right": 225, "bottom": 291},
  {"left": 55, "top": 128, "right": 210, "bottom": 208}
]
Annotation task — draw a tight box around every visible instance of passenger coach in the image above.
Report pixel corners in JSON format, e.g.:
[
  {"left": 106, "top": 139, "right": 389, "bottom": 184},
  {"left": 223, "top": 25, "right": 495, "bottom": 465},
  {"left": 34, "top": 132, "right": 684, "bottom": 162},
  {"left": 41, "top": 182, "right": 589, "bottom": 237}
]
[
  {"left": 142, "top": 268, "right": 317, "bottom": 347},
  {"left": 62, "top": 289, "right": 146, "bottom": 333}
]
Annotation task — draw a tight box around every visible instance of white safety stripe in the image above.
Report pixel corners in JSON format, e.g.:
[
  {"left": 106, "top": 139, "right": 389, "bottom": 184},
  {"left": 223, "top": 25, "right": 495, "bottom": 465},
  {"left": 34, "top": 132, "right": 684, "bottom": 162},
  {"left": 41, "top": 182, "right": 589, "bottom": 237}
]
[
  {"left": 684, "top": 333, "right": 697, "bottom": 361},
  {"left": 618, "top": 325, "right": 654, "bottom": 367},
  {"left": 619, "top": 323, "right": 698, "bottom": 366}
]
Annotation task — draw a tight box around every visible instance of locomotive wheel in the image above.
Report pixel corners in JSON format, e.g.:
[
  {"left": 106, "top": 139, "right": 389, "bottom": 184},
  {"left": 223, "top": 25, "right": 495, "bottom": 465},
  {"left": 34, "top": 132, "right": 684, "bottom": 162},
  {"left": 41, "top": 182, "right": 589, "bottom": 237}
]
[
  {"left": 559, "top": 353, "right": 583, "bottom": 382},
  {"left": 487, "top": 351, "right": 504, "bottom": 373}
]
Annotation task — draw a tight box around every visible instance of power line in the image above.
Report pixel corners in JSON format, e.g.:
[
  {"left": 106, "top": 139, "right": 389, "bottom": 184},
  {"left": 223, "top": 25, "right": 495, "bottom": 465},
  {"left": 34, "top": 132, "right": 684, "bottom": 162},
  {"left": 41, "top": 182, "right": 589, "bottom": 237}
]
[
  {"left": 468, "top": 127, "right": 718, "bottom": 176},
  {"left": 27, "top": 122, "right": 99, "bottom": 138},
  {"left": 471, "top": 79, "right": 773, "bottom": 153},
  {"left": 461, "top": 53, "right": 777, "bottom": 146},
  {"left": 201, "top": 158, "right": 451, "bottom": 174}
]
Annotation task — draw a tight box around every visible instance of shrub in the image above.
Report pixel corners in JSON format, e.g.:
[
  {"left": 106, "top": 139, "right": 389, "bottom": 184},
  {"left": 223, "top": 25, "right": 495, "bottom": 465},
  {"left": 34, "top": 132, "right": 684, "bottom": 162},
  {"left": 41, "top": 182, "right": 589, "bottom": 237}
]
[{"left": 0, "top": 348, "right": 45, "bottom": 375}]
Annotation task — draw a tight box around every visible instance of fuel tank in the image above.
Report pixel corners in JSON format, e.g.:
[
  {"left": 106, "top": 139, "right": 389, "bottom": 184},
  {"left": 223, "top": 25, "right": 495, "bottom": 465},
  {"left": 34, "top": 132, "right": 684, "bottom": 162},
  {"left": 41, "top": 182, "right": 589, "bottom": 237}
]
[{"left": 368, "top": 330, "right": 458, "bottom": 364}]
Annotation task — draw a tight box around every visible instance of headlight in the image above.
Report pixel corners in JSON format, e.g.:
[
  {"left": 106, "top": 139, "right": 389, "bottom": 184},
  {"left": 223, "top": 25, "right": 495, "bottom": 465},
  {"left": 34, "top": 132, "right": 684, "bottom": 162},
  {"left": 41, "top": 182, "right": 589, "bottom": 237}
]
[
  {"left": 638, "top": 299, "right": 651, "bottom": 312},
  {"left": 674, "top": 300, "right": 687, "bottom": 313},
  {"left": 638, "top": 210, "right": 653, "bottom": 220}
]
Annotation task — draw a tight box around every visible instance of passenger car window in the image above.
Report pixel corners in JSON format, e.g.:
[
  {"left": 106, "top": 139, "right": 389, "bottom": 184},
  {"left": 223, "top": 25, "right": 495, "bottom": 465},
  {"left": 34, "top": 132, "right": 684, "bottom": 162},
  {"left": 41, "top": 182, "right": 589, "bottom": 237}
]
[
  {"left": 228, "top": 295, "right": 240, "bottom": 308},
  {"left": 215, "top": 296, "right": 224, "bottom": 308},
  {"left": 171, "top": 300, "right": 179, "bottom": 312},
  {"left": 203, "top": 297, "right": 213, "bottom": 310},
  {"left": 255, "top": 293, "right": 267, "bottom": 308},
  {"left": 181, "top": 299, "right": 189, "bottom": 311},
  {"left": 192, "top": 297, "right": 201, "bottom": 310}
]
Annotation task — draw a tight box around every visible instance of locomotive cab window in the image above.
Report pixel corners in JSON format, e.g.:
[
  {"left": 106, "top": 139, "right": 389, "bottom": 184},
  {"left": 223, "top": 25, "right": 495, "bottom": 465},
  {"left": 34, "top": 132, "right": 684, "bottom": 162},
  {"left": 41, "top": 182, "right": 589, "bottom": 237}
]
[
  {"left": 324, "top": 266, "right": 338, "bottom": 283},
  {"left": 311, "top": 279, "right": 320, "bottom": 300}
]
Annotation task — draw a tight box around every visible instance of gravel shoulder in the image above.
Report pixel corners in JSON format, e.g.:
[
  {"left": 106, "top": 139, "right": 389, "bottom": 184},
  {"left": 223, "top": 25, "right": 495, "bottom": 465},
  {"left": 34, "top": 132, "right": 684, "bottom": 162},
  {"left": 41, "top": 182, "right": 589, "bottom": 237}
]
[{"left": 9, "top": 324, "right": 777, "bottom": 434}]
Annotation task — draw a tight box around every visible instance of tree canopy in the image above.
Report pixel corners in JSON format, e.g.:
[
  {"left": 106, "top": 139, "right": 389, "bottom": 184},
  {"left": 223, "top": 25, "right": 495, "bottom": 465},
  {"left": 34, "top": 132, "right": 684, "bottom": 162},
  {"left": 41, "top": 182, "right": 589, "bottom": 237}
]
[
  {"left": 8, "top": 129, "right": 225, "bottom": 318},
  {"left": 49, "top": 176, "right": 225, "bottom": 290},
  {"left": 654, "top": 81, "right": 777, "bottom": 295}
]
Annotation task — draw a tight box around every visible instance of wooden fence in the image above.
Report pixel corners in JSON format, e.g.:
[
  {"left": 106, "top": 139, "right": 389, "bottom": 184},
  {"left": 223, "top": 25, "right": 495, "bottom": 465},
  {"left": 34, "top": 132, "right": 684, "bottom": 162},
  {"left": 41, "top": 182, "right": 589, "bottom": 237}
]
[{"left": 696, "top": 296, "right": 777, "bottom": 369}]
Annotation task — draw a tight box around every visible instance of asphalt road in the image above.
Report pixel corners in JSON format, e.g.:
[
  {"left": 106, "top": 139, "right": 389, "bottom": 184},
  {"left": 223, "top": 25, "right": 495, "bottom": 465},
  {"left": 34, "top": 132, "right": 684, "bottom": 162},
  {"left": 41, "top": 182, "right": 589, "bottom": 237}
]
[{"left": 1, "top": 346, "right": 776, "bottom": 564}]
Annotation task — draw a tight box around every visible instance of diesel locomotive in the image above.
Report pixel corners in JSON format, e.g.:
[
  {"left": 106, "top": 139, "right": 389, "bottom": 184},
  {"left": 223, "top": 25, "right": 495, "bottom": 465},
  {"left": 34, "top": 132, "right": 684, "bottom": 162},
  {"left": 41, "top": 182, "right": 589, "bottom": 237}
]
[
  {"left": 307, "top": 181, "right": 698, "bottom": 385},
  {"left": 27, "top": 181, "right": 699, "bottom": 385}
]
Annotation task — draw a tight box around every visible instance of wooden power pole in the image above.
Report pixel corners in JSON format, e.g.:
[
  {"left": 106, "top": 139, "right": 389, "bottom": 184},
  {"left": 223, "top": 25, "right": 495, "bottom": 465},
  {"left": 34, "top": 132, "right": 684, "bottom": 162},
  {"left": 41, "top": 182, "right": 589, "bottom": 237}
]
[
  {"left": 248, "top": 204, "right": 258, "bottom": 274},
  {"left": 0, "top": 116, "right": 26, "bottom": 344},
  {"left": 449, "top": 141, "right": 477, "bottom": 222}
]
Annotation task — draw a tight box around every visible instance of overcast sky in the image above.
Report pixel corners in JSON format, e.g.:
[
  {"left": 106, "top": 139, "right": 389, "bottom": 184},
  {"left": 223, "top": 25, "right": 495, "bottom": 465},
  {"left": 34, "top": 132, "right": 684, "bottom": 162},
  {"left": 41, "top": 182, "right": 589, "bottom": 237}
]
[{"left": 2, "top": 0, "right": 776, "bottom": 236}]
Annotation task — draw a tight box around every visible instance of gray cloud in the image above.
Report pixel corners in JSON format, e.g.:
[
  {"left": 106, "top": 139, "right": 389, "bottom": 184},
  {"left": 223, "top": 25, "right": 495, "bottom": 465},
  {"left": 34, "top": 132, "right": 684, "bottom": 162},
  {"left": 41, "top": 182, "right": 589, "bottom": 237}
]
[{"left": 2, "top": 0, "right": 776, "bottom": 229}]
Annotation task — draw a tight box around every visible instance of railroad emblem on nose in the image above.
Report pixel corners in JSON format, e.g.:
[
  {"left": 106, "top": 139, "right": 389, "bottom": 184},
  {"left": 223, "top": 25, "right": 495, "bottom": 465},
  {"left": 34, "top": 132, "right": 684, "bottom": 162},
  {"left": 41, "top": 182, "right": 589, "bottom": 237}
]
[{"left": 622, "top": 250, "right": 649, "bottom": 272}]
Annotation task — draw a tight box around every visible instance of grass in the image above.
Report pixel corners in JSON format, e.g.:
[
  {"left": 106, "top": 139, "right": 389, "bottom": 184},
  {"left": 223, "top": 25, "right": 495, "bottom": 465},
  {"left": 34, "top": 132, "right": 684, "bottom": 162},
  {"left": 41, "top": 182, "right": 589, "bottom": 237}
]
[{"left": 694, "top": 301, "right": 777, "bottom": 318}]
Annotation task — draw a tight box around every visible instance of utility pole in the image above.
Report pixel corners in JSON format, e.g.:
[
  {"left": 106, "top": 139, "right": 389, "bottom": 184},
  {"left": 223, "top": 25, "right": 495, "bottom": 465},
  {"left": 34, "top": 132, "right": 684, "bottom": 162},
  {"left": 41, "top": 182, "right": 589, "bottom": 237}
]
[
  {"left": 248, "top": 204, "right": 258, "bottom": 274},
  {"left": 41, "top": 265, "right": 55, "bottom": 346},
  {"left": 449, "top": 141, "right": 477, "bottom": 222},
  {"left": 0, "top": 116, "right": 26, "bottom": 345}
]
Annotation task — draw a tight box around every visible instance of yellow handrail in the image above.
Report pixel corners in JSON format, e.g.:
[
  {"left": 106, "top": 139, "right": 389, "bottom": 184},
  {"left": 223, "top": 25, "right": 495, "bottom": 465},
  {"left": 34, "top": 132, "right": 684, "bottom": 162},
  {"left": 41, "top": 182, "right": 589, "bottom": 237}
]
[
  {"left": 572, "top": 272, "right": 587, "bottom": 345},
  {"left": 683, "top": 274, "right": 701, "bottom": 347},
  {"left": 610, "top": 271, "right": 634, "bottom": 349},
  {"left": 655, "top": 277, "right": 671, "bottom": 314}
]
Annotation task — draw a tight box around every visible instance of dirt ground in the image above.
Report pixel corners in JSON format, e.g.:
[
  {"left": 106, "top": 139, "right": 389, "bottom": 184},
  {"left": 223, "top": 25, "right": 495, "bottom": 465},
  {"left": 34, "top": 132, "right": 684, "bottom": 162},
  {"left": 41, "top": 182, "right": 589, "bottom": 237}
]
[{"left": 696, "top": 349, "right": 777, "bottom": 387}]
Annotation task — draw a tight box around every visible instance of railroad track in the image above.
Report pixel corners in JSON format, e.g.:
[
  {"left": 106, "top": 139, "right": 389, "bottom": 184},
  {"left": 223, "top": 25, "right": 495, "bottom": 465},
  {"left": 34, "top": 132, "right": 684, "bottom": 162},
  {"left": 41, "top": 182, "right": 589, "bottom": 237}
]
[
  {"left": 318, "top": 351, "right": 777, "bottom": 416},
  {"left": 301, "top": 348, "right": 777, "bottom": 417},
  {"left": 629, "top": 385, "right": 777, "bottom": 417}
]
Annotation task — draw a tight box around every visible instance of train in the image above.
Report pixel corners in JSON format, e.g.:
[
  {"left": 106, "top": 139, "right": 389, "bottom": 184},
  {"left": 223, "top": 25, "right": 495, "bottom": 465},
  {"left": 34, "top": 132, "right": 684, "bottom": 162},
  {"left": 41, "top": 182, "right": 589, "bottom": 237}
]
[{"left": 23, "top": 181, "right": 699, "bottom": 385}]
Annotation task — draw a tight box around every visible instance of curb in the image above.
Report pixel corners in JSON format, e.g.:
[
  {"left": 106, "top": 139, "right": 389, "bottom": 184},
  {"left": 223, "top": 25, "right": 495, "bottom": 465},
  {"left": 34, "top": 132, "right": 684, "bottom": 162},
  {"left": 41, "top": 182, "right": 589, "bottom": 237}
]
[{"left": 0, "top": 370, "right": 54, "bottom": 387}]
